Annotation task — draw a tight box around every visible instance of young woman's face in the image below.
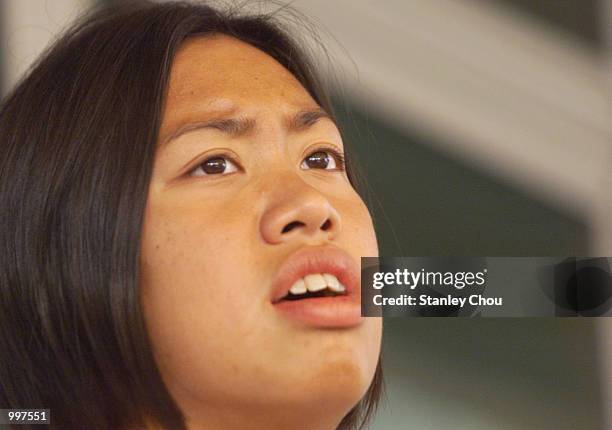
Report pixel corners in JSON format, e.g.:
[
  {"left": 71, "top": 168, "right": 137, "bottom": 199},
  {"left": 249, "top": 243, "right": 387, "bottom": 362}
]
[{"left": 140, "top": 34, "right": 381, "bottom": 428}]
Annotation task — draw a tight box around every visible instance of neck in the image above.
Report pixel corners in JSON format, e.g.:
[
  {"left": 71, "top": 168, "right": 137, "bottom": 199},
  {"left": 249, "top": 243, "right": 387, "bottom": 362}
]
[{"left": 173, "top": 394, "right": 349, "bottom": 430}]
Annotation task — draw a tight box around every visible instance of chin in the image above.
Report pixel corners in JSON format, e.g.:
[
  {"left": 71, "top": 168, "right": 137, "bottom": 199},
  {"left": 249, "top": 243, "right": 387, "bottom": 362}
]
[{"left": 287, "top": 343, "right": 378, "bottom": 416}]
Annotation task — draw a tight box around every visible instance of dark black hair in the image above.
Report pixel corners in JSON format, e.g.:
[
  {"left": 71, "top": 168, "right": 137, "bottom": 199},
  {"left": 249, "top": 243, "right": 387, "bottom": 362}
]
[{"left": 0, "top": 1, "right": 383, "bottom": 429}]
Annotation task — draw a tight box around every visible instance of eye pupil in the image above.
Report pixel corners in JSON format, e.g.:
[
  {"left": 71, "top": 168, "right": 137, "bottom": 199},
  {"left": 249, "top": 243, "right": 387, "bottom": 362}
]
[
  {"left": 202, "top": 157, "right": 226, "bottom": 174},
  {"left": 306, "top": 151, "right": 329, "bottom": 169}
]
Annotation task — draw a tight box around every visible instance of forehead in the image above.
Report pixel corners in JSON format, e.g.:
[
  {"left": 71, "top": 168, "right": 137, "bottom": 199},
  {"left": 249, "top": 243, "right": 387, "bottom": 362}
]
[{"left": 162, "top": 34, "right": 319, "bottom": 128}]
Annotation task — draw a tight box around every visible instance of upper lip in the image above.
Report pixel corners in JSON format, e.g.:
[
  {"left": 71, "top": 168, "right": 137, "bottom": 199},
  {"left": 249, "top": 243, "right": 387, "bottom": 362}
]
[{"left": 270, "top": 245, "right": 360, "bottom": 303}]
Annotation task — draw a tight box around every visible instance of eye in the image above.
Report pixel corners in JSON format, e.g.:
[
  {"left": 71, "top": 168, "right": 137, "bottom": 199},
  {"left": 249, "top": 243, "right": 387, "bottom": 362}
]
[
  {"left": 300, "top": 148, "right": 345, "bottom": 171},
  {"left": 188, "top": 155, "right": 239, "bottom": 177}
]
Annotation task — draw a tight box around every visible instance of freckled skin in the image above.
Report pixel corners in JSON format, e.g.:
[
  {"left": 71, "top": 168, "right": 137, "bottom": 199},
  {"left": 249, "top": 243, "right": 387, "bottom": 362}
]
[{"left": 140, "top": 35, "right": 382, "bottom": 430}]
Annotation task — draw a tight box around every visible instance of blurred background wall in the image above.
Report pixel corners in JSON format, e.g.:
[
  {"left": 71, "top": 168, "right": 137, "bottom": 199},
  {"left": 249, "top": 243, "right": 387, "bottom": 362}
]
[{"left": 1, "top": 0, "right": 611, "bottom": 429}]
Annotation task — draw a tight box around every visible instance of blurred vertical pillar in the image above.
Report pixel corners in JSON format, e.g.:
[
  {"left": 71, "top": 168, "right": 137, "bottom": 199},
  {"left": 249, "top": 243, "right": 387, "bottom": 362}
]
[
  {"left": 0, "top": 3, "right": 4, "bottom": 97},
  {"left": 597, "top": 1, "right": 612, "bottom": 429},
  {"left": 0, "top": 0, "right": 96, "bottom": 97}
]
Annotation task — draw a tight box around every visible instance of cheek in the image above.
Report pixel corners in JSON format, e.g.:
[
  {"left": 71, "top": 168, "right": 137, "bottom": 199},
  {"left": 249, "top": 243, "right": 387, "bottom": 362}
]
[
  {"left": 337, "top": 190, "right": 379, "bottom": 258},
  {"left": 346, "top": 193, "right": 382, "bottom": 353},
  {"left": 140, "top": 194, "right": 251, "bottom": 286},
  {"left": 333, "top": 193, "right": 382, "bottom": 369},
  {"left": 138, "top": 198, "right": 265, "bottom": 389}
]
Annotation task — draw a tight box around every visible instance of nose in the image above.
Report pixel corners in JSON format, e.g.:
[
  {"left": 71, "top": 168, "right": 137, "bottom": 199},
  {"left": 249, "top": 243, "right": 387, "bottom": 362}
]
[{"left": 259, "top": 181, "right": 342, "bottom": 245}]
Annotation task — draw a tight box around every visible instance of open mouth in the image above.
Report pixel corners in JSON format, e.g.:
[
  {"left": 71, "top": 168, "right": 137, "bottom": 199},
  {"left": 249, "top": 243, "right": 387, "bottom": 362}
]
[
  {"left": 282, "top": 288, "right": 347, "bottom": 301},
  {"left": 270, "top": 247, "right": 361, "bottom": 327},
  {"left": 277, "top": 273, "right": 348, "bottom": 302}
]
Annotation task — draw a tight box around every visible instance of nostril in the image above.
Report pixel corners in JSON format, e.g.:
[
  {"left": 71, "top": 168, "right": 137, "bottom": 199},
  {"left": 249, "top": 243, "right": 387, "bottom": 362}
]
[
  {"left": 320, "top": 219, "right": 332, "bottom": 231},
  {"left": 282, "top": 221, "right": 305, "bottom": 234}
]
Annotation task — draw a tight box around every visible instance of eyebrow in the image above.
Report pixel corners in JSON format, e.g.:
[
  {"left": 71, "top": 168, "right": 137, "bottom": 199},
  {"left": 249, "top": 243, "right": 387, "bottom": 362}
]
[{"left": 161, "top": 108, "right": 332, "bottom": 146}]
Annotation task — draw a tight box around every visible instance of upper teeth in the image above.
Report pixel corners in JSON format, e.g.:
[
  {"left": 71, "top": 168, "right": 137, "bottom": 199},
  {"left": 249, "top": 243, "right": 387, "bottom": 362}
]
[{"left": 289, "top": 273, "right": 346, "bottom": 295}]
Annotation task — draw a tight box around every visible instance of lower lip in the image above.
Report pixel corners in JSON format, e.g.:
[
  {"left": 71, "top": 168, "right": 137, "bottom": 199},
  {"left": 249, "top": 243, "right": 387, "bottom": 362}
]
[{"left": 272, "top": 295, "right": 362, "bottom": 328}]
